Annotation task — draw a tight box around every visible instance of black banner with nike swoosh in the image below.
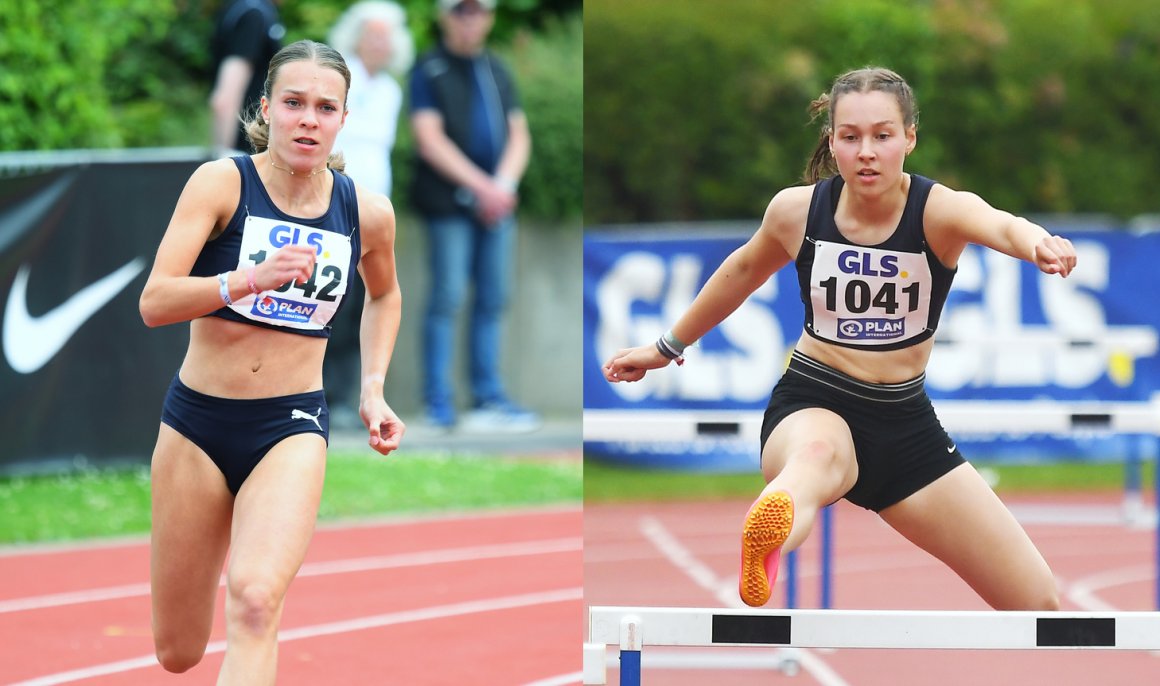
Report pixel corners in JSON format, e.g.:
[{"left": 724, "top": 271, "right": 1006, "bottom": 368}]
[{"left": 0, "top": 151, "right": 204, "bottom": 473}]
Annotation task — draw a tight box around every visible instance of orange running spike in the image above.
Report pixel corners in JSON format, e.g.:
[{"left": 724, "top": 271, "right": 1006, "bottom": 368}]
[{"left": 739, "top": 490, "right": 794, "bottom": 607}]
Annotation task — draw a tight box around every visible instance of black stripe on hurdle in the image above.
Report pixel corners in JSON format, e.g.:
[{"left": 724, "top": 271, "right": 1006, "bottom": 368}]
[
  {"left": 1069, "top": 413, "right": 1113, "bottom": 429},
  {"left": 696, "top": 422, "right": 740, "bottom": 436},
  {"left": 711, "top": 614, "right": 791, "bottom": 644},
  {"left": 1036, "top": 617, "right": 1115, "bottom": 647}
]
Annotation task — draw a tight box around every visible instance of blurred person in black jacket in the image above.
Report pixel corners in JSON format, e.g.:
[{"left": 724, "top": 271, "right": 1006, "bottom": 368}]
[{"left": 409, "top": 0, "right": 538, "bottom": 433}]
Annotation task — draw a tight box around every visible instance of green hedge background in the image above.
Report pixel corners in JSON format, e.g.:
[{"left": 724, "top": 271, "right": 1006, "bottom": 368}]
[
  {"left": 584, "top": 0, "right": 1160, "bottom": 223},
  {"left": 5, "top": 1, "right": 1159, "bottom": 223},
  {"left": 0, "top": 0, "right": 581, "bottom": 220}
]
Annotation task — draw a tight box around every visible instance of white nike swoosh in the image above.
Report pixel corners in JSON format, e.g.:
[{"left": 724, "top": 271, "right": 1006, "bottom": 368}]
[
  {"left": 947, "top": 444, "right": 957, "bottom": 453},
  {"left": 3, "top": 259, "right": 145, "bottom": 374}
]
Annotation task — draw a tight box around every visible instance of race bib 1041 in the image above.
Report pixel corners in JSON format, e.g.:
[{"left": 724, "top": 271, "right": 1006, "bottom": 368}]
[
  {"left": 226, "top": 215, "right": 353, "bottom": 330},
  {"left": 809, "top": 240, "right": 932, "bottom": 345}
]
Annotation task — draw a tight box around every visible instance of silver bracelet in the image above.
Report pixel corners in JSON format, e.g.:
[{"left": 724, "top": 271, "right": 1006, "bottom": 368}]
[{"left": 217, "top": 272, "right": 232, "bottom": 305}]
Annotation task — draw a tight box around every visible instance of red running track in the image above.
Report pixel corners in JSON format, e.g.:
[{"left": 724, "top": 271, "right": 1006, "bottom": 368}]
[
  {"left": 0, "top": 505, "right": 582, "bottom": 686},
  {"left": 584, "top": 494, "right": 1160, "bottom": 686}
]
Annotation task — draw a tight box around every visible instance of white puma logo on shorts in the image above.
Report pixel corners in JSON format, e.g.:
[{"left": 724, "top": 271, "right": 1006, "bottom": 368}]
[{"left": 291, "top": 407, "right": 323, "bottom": 431}]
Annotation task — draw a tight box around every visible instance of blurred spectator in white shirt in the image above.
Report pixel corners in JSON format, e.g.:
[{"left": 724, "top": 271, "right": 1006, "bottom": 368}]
[{"left": 329, "top": 1, "right": 415, "bottom": 196}]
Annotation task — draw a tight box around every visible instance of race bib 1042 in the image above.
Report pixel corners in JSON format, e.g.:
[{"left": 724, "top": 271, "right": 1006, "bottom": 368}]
[
  {"left": 226, "top": 215, "right": 353, "bottom": 330},
  {"left": 809, "top": 240, "right": 932, "bottom": 345}
]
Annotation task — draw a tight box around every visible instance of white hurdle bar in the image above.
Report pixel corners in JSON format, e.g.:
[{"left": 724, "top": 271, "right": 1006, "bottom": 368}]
[
  {"left": 583, "top": 400, "right": 1160, "bottom": 443},
  {"left": 583, "top": 606, "right": 1160, "bottom": 685}
]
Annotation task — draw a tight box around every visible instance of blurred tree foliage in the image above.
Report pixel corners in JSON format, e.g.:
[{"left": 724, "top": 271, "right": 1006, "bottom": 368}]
[
  {"left": 0, "top": 0, "right": 580, "bottom": 219},
  {"left": 0, "top": 0, "right": 178, "bottom": 150},
  {"left": 585, "top": 0, "right": 1160, "bottom": 222}
]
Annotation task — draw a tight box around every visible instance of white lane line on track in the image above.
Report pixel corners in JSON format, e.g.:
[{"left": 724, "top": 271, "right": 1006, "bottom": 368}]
[
  {"left": 0, "top": 537, "right": 581, "bottom": 614},
  {"left": 586, "top": 541, "right": 948, "bottom": 577},
  {"left": 1008, "top": 502, "right": 1155, "bottom": 527},
  {"left": 521, "top": 671, "right": 582, "bottom": 686},
  {"left": 1064, "top": 563, "right": 1154, "bottom": 612},
  {"left": 637, "top": 515, "right": 852, "bottom": 686},
  {"left": 0, "top": 582, "right": 152, "bottom": 614},
  {"left": 10, "top": 587, "right": 583, "bottom": 686},
  {"left": 638, "top": 516, "right": 730, "bottom": 596},
  {"left": 314, "top": 503, "right": 583, "bottom": 533}
]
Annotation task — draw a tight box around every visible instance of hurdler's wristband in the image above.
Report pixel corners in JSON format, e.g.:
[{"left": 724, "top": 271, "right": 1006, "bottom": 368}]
[
  {"left": 663, "top": 330, "right": 689, "bottom": 355},
  {"left": 656, "top": 331, "right": 686, "bottom": 366}
]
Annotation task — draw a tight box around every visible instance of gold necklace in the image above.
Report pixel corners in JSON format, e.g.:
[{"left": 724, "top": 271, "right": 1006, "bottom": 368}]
[{"left": 268, "top": 155, "right": 325, "bottom": 178}]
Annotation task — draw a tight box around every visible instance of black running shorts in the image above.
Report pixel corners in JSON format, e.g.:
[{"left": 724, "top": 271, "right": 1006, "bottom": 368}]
[
  {"left": 161, "top": 374, "right": 329, "bottom": 495},
  {"left": 759, "top": 351, "right": 964, "bottom": 512}
]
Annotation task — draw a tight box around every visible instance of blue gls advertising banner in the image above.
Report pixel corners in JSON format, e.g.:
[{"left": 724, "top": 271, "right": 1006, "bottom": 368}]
[{"left": 584, "top": 227, "right": 1160, "bottom": 470}]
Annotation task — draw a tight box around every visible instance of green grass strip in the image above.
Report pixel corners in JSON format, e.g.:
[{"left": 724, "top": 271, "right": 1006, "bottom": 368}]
[
  {"left": 0, "top": 451, "right": 580, "bottom": 545},
  {"left": 584, "top": 458, "right": 1155, "bottom": 503},
  {"left": 318, "top": 451, "right": 581, "bottom": 521},
  {"left": 583, "top": 460, "right": 765, "bottom": 502}
]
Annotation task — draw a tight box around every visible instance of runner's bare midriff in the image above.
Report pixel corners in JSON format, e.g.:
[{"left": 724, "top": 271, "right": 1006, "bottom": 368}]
[
  {"left": 179, "top": 317, "right": 327, "bottom": 398},
  {"left": 795, "top": 333, "right": 933, "bottom": 384}
]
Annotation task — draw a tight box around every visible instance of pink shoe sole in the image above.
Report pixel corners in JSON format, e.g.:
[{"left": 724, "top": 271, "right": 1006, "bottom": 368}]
[{"left": 739, "top": 490, "right": 794, "bottom": 607}]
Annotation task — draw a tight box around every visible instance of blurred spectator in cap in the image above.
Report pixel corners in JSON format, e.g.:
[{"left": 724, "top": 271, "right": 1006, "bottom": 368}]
[{"left": 408, "top": 0, "right": 539, "bottom": 433}]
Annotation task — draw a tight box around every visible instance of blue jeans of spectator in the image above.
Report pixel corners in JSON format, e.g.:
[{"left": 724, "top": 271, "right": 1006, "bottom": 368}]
[{"left": 422, "top": 213, "right": 515, "bottom": 413}]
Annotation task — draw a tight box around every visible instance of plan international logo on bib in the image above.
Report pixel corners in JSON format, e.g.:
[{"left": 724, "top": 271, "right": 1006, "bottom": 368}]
[
  {"left": 838, "top": 317, "right": 905, "bottom": 340},
  {"left": 254, "top": 295, "right": 318, "bottom": 324}
]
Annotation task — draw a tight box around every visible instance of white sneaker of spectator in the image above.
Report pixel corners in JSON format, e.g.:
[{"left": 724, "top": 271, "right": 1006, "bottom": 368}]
[{"left": 460, "top": 399, "right": 542, "bottom": 434}]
